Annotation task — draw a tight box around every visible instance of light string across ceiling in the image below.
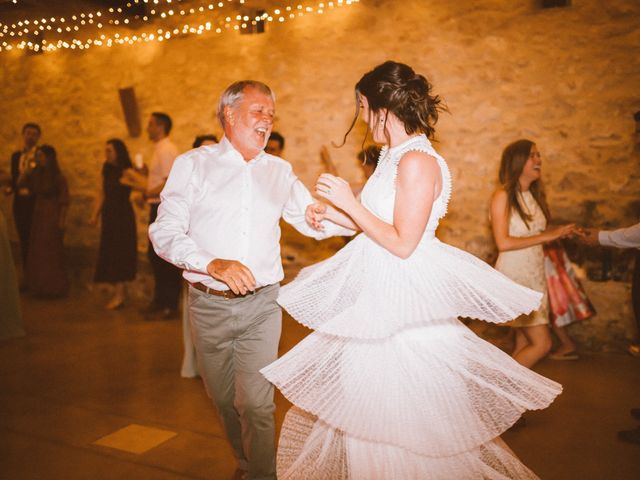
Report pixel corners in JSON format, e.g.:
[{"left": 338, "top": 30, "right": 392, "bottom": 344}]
[{"left": 0, "top": 0, "right": 359, "bottom": 54}]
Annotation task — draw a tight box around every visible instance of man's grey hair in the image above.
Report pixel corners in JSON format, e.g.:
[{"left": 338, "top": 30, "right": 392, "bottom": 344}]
[{"left": 217, "top": 80, "right": 275, "bottom": 128}]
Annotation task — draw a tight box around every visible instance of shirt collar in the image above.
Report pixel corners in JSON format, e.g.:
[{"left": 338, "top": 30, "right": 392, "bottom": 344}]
[{"left": 219, "top": 136, "right": 267, "bottom": 165}]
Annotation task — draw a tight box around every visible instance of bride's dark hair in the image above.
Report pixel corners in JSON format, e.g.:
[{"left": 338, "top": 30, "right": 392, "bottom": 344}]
[{"left": 338, "top": 61, "right": 444, "bottom": 146}]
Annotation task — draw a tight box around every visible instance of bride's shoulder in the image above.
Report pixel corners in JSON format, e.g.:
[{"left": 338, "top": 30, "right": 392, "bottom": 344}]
[{"left": 396, "top": 150, "right": 440, "bottom": 179}]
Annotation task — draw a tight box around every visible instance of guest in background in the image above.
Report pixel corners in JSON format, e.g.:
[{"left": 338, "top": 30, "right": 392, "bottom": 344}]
[
  {"left": 20, "top": 145, "right": 69, "bottom": 297},
  {"left": 0, "top": 169, "right": 24, "bottom": 339},
  {"left": 123, "top": 112, "right": 181, "bottom": 319},
  {"left": 90, "top": 139, "right": 137, "bottom": 310},
  {"left": 6, "top": 123, "right": 41, "bottom": 275},
  {"left": 180, "top": 133, "right": 219, "bottom": 379},
  {"left": 265, "top": 131, "right": 285, "bottom": 156},
  {"left": 580, "top": 222, "right": 640, "bottom": 444},
  {"left": 193, "top": 134, "right": 218, "bottom": 148},
  {"left": 580, "top": 223, "right": 640, "bottom": 357},
  {"left": 491, "top": 140, "right": 575, "bottom": 368}
]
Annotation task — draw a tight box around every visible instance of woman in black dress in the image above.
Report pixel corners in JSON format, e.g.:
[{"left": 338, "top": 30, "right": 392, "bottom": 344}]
[{"left": 91, "top": 139, "right": 137, "bottom": 309}]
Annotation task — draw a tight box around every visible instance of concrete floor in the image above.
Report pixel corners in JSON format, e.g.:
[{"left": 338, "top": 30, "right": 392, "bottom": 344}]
[{"left": 1, "top": 274, "right": 639, "bottom": 479}]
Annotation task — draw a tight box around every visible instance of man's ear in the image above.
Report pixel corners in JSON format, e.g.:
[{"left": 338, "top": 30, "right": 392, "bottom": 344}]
[{"left": 224, "top": 106, "right": 234, "bottom": 126}]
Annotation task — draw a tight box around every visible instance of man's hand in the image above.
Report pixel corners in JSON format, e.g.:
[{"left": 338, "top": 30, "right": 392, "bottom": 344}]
[
  {"left": 206, "top": 258, "right": 256, "bottom": 295},
  {"left": 577, "top": 228, "right": 601, "bottom": 246},
  {"left": 306, "top": 202, "right": 327, "bottom": 231}
]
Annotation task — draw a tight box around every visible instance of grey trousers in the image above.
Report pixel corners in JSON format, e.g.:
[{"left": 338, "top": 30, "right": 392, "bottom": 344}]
[{"left": 188, "top": 283, "right": 281, "bottom": 480}]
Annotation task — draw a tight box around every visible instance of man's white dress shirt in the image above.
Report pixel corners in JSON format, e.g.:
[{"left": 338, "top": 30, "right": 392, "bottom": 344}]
[
  {"left": 599, "top": 222, "right": 640, "bottom": 249},
  {"left": 147, "top": 136, "right": 179, "bottom": 205},
  {"left": 149, "top": 137, "right": 354, "bottom": 290}
]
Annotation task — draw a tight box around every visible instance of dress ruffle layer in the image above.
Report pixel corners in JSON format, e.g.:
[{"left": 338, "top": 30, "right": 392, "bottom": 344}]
[
  {"left": 261, "top": 317, "right": 560, "bottom": 459},
  {"left": 278, "top": 234, "right": 544, "bottom": 339},
  {"left": 277, "top": 408, "right": 539, "bottom": 480}
]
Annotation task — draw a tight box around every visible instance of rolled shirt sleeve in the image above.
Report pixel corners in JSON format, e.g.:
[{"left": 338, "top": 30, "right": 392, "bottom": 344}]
[
  {"left": 598, "top": 222, "right": 640, "bottom": 249},
  {"left": 282, "top": 173, "right": 356, "bottom": 240}
]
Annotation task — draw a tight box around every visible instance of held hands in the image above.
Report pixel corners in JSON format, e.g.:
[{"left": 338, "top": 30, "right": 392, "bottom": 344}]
[
  {"left": 545, "top": 224, "right": 576, "bottom": 242},
  {"left": 315, "top": 174, "right": 355, "bottom": 211},
  {"left": 576, "top": 227, "right": 600, "bottom": 246},
  {"left": 306, "top": 202, "right": 328, "bottom": 231},
  {"left": 206, "top": 258, "right": 256, "bottom": 295}
]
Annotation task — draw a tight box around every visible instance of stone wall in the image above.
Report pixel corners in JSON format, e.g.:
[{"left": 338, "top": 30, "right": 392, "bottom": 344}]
[
  {"left": 0, "top": 0, "right": 637, "bottom": 349},
  {"left": 1, "top": 0, "right": 638, "bottom": 257}
]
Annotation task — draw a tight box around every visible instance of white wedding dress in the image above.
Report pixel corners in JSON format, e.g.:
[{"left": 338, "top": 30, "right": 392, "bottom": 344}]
[{"left": 261, "top": 134, "right": 562, "bottom": 479}]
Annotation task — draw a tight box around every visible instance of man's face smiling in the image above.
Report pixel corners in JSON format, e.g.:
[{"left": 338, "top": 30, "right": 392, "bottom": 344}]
[{"left": 226, "top": 87, "right": 275, "bottom": 160}]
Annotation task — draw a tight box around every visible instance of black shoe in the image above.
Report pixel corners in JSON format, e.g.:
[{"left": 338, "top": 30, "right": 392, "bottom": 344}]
[
  {"left": 140, "top": 303, "right": 163, "bottom": 315},
  {"left": 160, "top": 307, "right": 178, "bottom": 320},
  {"left": 618, "top": 426, "right": 640, "bottom": 445},
  {"left": 630, "top": 408, "right": 640, "bottom": 421}
]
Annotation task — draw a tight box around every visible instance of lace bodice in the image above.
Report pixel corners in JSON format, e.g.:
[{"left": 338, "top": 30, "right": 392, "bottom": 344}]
[
  {"left": 360, "top": 134, "right": 452, "bottom": 241},
  {"left": 508, "top": 191, "right": 547, "bottom": 237}
]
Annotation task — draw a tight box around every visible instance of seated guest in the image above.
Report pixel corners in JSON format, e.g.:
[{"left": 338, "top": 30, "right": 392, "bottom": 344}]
[
  {"left": 90, "top": 139, "right": 137, "bottom": 309},
  {"left": 21, "top": 145, "right": 69, "bottom": 297}
]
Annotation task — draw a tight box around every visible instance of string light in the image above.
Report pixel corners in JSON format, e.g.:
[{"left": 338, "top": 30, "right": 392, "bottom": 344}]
[
  {"left": 0, "top": 0, "right": 359, "bottom": 54},
  {"left": 0, "top": 0, "right": 189, "bottom": 39}
]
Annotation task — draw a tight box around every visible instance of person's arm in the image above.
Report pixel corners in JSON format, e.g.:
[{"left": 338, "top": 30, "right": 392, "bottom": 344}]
[
  {"left": 316, "top": 151, "right": 439, "bottom": 259},
  {"left": 5, "top": 153, "right": 17, "bottom": 194},
  {"left": 490, "top": 189, "right": 574, "bottom": 252},
  {"left": 58, "top": 176, "right": 70, "bottom": 230},
  {"left": 147, "top": 145, "right": 178, "bottom": 197},
  {"left": 306, "top": 202, "right": 360, "bottom": 231},
  {"left": 89, "top": 182, "right": 104, "bottom": 225},
  {"left": 282, "top": 173, "right": 356, "bottom": 239},
  {"left": 120, "top": 168, "right": 147, "bottom": 191},
  {"left": 598, "top": 223, "right": 640, "bottom": 249},
  {"left": 148, "top": 154, "right": 256, "bottom": 295}
]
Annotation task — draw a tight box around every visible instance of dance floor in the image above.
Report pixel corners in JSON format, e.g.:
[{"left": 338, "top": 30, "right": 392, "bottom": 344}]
[{"left": 1, "top": 272, "right": 639, "bottom": 479}]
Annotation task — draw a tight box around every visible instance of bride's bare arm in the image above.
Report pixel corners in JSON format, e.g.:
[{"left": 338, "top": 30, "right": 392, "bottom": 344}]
[
  {"left": 317, "top": 151, "right": 440, "bottom": 258},
  {"left": 306, "top": 202, "right": 360, "bottom": 231}
]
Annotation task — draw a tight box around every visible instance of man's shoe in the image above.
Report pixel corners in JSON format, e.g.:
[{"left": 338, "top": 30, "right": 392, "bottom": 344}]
[
  {"left": 617, "top": 426, "right": 640, "bottom": 445},
  {"left": 160, "top": 307, "right": 178, "bottom": 320},
  {"left": 140, "top": 303, "right": 163, "bottom": 315},
  {"left": 630, "top": 408, "right": 640, "bottom": 421}
]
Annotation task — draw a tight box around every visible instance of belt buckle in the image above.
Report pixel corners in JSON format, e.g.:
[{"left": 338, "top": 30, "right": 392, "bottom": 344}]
[{"left": 222, "top": 290, "right": 231, "bottom": 300}]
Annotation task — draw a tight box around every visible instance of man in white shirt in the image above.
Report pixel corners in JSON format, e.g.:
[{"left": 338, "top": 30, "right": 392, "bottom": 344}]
[
  {"left": 149, "top": 81, "right": 352, "bottom": 480},
  {"left": 581, "top": 222, "right": 640, "bottom": 445},
  {"left": 145, "top": 112, "right": 182, "bottom": 319}
]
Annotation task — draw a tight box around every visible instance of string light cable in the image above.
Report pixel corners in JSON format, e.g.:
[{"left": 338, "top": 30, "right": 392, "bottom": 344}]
[{"left": 0, "top": 0, "right": 360, "bottom": 54}]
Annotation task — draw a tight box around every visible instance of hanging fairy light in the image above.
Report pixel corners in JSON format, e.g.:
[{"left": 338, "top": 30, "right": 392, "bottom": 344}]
[
  {"left": 0, "top": 0, "right": 192, "bottom": 39},
  {"left": 0, "top": 0, "right": 358, "bottom": 54}
]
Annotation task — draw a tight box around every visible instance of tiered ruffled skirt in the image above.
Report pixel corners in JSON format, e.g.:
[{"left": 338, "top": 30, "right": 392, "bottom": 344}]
[{"left": 261, "top": 234, "right": 562, "bottom": 479}]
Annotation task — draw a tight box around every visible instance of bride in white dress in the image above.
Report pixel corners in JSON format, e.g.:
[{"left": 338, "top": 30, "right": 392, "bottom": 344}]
[{"left": 261, "top": 61, "right": 562, "bottom": 479}]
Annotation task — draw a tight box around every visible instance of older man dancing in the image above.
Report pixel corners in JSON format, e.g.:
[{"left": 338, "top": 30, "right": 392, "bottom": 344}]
[{"left": 149, "top": 80, "right": 352, "bottom": 480}]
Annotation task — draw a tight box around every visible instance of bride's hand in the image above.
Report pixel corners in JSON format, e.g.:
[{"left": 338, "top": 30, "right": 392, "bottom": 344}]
[
  {"left": 315, "top": 174, "right": 355, "bottom": 211},
  {"left": 306, "top": 202, "right": 327, "bottom": 231}
]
